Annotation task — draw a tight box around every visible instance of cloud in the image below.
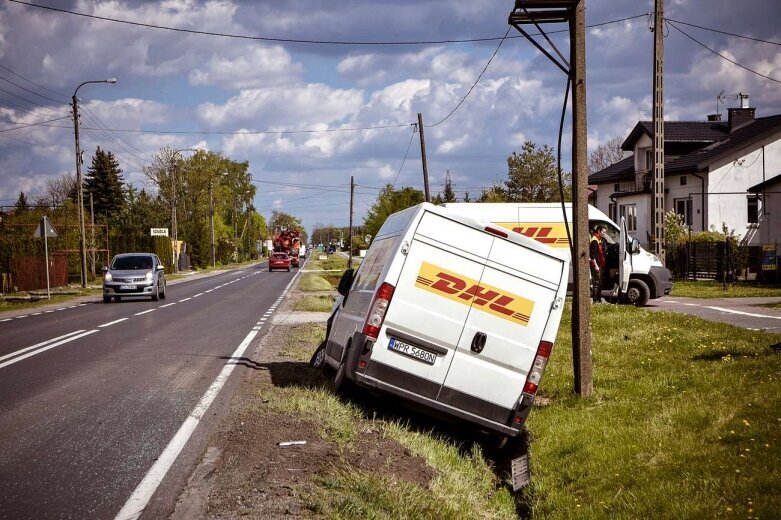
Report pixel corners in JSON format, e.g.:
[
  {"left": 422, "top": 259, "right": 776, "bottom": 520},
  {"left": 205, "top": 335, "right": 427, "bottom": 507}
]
[{"left": 189, "top": 45, "right": 302, "bottom": 88}]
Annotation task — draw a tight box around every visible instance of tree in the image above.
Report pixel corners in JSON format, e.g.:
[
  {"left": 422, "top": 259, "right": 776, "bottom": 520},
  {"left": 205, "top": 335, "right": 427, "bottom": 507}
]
[
  {"left": 363, "top": 184, "right": 424, "bottom": 239},
  {"left": 478, "top": 182, "right": 507, "bottom": 202},
  {"left": 33, "top": 173, "right": 77, "bottom": 208},
  {"left": 442, "top": 171, "right": 457, "bottom": 202},
  {"left": 505, "top": 141, "right": 570, "bottom": 202},
  {"left": 84, "top": 147, "right": 125, "bottom": 222},
  {"left": 269, "top": 211, "right": 303, "bottom": 234},
  {"left": 14, "top": 192, "right": 28, "bottom": 213},
  {"left": 589, "top": 136, "right": 630, "bottom": 174}
]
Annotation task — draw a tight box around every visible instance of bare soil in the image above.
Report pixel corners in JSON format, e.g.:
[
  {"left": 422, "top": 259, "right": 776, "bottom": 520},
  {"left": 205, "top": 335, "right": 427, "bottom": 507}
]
[{"left": 171, "top": 295, "right": 436, "bottom": 519}]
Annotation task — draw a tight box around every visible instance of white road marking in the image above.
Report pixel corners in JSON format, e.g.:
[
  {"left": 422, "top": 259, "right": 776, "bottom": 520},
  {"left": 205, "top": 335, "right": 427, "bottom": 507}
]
[
  {"left": 704, "top": 306, "right": 781, "bottom": 320},
  {"left": 178, "top": 298, "right": 191, "bottom": 302},
  {"left": 16, "top": 315, "right": 28, "bottom": 319},
  {"left": 134, "top": 309, "right": 156, "bottom": 316},
  {"left": 114, "top": 329, "right": 259, "bottom": 520},
  {"left": 31, "top": 313, "right": 42, "bottom": 316},
  {"left": 205, "top": 289, "right": 213, "bottom": 293},
  {"left": 194, "top": 293, "right": 204, "bottom": 297},
  {"left": 99, "top": 318, "right": 128, "bottom": 328},
  {"left": 160, "top": 303, "right": 176, "bottom": 308},
  {"left": 114, "top": 263, "right": 306, "bottom": 520},
  {"left": 0, "top": 329, "right": 98, "bottom": 369},
  {"left": 0, "top": 330, "right": 86, "bottom": 363},
  {"left": 1, "top": 318, "right": 11, "bottom": 322}
]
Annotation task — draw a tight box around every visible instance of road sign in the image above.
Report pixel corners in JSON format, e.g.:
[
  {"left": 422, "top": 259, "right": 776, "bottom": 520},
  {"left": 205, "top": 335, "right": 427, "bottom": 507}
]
[
  {"left": 33, "top": 216, "right": 58, "bottom": 238},
  {"left": 151, "top": 228, "right": 169, "bottom": 237}
]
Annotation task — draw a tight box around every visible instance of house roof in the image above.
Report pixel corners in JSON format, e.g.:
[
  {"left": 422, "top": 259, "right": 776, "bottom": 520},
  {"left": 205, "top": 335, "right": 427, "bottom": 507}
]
[
  {"left": 591, "top": 114, "right": 781, "bottom": 184},
  {"left": 589, "top": 155, "right": 634, "bottom": 183},
  {"left": 748, "top": 172, "right": 781, "bottom": 193},
  {"left": 621, "top": 121, "right": 727, "bottom": 150}
]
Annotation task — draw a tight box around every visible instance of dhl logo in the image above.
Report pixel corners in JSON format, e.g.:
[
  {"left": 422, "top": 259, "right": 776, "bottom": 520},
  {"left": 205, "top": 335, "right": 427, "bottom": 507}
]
[
  {"left": 495, "top": 222, "right": 570, "bottom": 248},
  {"left": 415, "top": 261, "right": 534, "bottom": 326}
]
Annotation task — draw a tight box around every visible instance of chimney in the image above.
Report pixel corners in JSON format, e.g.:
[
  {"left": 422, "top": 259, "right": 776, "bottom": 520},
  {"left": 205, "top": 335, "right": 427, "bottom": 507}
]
[
  {"left": 707, "top": 114, "right": 722, "bottom": 122},
  {"left": 728, "top": 93, "right": 754, "bottom": 131}
]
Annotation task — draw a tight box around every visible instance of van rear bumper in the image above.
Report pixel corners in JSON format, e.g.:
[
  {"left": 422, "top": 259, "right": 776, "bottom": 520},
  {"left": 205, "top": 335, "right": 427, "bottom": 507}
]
[{"left": 354, "top": 360, "right": 522, "bottom": 437}]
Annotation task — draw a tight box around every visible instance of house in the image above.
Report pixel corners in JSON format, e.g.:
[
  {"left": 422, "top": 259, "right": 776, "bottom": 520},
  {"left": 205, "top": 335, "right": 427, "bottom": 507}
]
[{"left": 589, "top": 96, "right": 781, "bottom": 262}]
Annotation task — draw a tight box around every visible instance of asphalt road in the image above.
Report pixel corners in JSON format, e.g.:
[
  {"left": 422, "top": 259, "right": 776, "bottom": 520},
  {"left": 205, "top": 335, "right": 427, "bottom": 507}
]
[
  {"left": 644, "top": 295, "right": 781, "bottom": 333},
  {"left": 0, "top": 261, "right": 303, "bottom": 520}
]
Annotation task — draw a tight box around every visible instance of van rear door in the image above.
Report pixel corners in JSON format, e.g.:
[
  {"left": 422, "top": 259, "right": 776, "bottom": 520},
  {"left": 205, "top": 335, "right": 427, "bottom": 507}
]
[
  {"left": 438, "top": 236, "right": 565, "bottom": 421},
  {"left": 620, "top": 216, "right": 632, "bottom": 293},
  {"left": 371, "top": 212, "right": 493, "bottom": 394}
]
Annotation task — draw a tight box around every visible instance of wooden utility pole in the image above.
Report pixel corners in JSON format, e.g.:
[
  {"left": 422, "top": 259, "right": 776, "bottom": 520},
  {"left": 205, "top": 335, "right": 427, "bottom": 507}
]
[
  {"left": 349, "top": 176, "right": 354, "bottom": 269},
  {"left": 72, "top": 94, "right": 87, "bottom": 288},
  {"left": 652, "top": 0, "right": 666, "bottom": 262},
  {"left": 417, "top": 113, "right": 431, "bottom": 202},
  {"left": 570, "top": 0, "right": 592, "bottom": 396}
]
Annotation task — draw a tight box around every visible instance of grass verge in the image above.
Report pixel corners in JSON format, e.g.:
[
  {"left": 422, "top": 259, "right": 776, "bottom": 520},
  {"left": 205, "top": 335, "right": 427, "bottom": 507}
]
[
  {"left": 0, "top": 287, "right": 101, "bottom": 313},
  {"left": 307, "top": 255, "right": 350, "bottom": 271},
  {"left": 671, "top": 280, "right": 781, "bottom": 298},
  {"left": 298, "top": 274, "right": 334, "bottom": 292},
  {"left": 292, "top": 295, "right": 335, "bottom": 312}
]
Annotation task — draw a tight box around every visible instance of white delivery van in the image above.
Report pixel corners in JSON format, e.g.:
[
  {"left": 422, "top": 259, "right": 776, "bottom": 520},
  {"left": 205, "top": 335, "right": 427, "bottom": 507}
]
[
  {"left": 444, "top": 203, "right": 673, "bottom": 306},
  {"left": 322, "top": 203, "right": 569, "bottom": 446},
  {"left": 299, "top": 244, "right": 306, "bottom": 258}
]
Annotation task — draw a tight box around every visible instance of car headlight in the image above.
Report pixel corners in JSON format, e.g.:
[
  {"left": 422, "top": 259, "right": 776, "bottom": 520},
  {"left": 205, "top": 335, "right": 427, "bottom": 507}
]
[
  {"left": 145, "top": 271, "right": 154, "bottom": 281},
  {"left": 104, "top": 273, "right": 112, "bottom": 282}
]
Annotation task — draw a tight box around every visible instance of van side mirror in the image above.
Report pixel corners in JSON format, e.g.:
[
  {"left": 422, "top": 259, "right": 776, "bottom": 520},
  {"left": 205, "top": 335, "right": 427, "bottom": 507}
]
[
  {"left": 631, "top": 238, "right": 640, "bottom": 254},
  {"left": 337, "top": 268, "right": 355, "bottom": 296}
]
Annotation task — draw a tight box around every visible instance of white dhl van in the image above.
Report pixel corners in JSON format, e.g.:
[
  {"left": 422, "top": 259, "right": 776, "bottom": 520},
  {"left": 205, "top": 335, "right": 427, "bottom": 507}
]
[
  {"left": 443, "top": 203, "right": 673, "bottom": 306},
  {"left": 322, "top": 203, "right": 569, "bottom": 445}
]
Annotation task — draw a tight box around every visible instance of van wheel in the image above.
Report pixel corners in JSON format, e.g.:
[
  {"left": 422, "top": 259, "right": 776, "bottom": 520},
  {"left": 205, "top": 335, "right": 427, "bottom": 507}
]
[
  {"left": 333, "top": 344, "right": 354, "bottom": 394},
  {"left": 624, "top": 279, "right": 650, "bottom": 307},
  {"left": 103, "top": 296, "right": 111, "bottom": 303},
  {"left": 310, "top": 340, "right": 327, "bottom": 368}
]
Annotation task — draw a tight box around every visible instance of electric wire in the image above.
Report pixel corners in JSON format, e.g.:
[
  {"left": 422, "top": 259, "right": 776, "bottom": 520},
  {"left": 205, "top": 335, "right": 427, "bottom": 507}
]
[
  {"left": 391, "top": 124, "right": 417, "bottom": 187},
  {"left": 557, "top": 75, "right": 573, "bottom": 258},
  {"left": 667, "top": 20, "right": 781, "bottom": 85},
  {"left": 9, "top": 2, "right": 648, "bottom": 46},
  {"left": 0, "top": 73, "right": 66, "bottom": 104},
  {"left": 665, "top": 18, "right": 781, "bottom": 46},
  {"left": 0, "top": 115, "right": 70, "bottom": 132},
  {"left": 429, "top": 28, "right": 511, "bottom": 128}
]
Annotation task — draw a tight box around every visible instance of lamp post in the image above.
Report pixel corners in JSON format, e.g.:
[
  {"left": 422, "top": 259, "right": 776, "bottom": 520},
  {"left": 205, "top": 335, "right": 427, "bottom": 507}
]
[{"left": 73, "top": 77, "right": 117, "bottom": 287}]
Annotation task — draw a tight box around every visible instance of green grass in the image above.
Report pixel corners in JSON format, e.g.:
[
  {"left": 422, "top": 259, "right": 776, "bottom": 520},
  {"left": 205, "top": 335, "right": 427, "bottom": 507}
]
[
  {"left": 291, "top": 295, "right": 336, "bottom": 312},
  {"left": 671, "top": 280, "right": 781, "bottom": 298},
  {"left": 758, "top": 302, "right": 781, "bottom": 309},
  {"left": 258, "top": 298, "right": 781, "bottom": 518},
  {"left": 297, "top": 274, "right": 334, "bottom": 292},
  {"left": 307, "top": 255, "right": 350, "bottom": 271},
  {"left": 0, "top": 287, "right": 100, "bottom": 313},
  {"left": 527, "top": 303, "right": 781, "bottom": 518},
  {"left": 279, "top": 323, "right": 326, "bottom": 362}
]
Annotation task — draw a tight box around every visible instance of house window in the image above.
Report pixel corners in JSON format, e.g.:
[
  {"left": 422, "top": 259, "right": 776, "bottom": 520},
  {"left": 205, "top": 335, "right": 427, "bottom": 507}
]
[
  {"left": 608, "top": 203, "right": 616, "bottom": 222},
  {"left": 614, "top": 183, "right": 620, "bottom": 193},
  {"left": 680, "top": 176, "right": 687, "bottom": 186},
  {"left": 645, "top": 149, "right": 653, "bottom": 171},
  {"left": 619, "top": 204, "right": 637, "bottom": 232},
  {"left": 675, "top": 198, "right": 692, "bottom": 226},
  {"left": 747, "top": 196, "right": 759, "bottom": 224}
]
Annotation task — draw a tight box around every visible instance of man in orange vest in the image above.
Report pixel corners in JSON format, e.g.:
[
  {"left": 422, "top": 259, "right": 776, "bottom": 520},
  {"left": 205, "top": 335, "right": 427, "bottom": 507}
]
[{"left": 589, "top": 225, "right": 607, "bottom": 303}]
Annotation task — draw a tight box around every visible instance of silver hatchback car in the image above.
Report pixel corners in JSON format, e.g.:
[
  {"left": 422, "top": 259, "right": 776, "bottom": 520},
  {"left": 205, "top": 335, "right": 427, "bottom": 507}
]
[{"left": 102, "top": 253, "right": 167, "bottom": 303}]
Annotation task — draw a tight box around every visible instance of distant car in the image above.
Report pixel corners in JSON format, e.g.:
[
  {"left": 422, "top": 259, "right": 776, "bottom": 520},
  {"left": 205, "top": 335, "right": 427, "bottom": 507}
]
[
  {"left": 102, "top": 253, "right": 166, "bottom": 303},
  {"left": 269, "top": 252, "right": 291, "bottom": 272}
]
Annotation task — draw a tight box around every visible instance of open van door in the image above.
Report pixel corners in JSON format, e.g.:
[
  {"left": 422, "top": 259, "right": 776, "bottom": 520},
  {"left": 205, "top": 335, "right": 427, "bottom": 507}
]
[{"left": 619, "top": 216, "right": 632, "bottom": 293}]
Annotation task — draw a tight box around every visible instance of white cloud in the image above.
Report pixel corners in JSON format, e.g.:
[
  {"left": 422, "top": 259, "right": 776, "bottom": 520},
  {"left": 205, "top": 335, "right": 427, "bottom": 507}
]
[{"left": 189, "top": 46, "right": 302, "bottom": 88}]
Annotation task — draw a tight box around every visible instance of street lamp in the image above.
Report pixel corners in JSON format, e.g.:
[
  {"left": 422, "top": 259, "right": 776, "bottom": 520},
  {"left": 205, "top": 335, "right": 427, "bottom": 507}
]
[{"left": 72, "top": 77, "right": 117, "bottom": 287}]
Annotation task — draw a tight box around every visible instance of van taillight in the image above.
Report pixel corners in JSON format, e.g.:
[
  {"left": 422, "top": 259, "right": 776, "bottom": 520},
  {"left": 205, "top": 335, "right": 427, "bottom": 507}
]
[
  {"left": 485, "top": 226, "right": 508, "bottom": 238},
  {"left": 522, "top": 341, "right": 553, "bottom": 395},
  {"left": 363, "top": 282, "right": 395, "bottom": 339}
]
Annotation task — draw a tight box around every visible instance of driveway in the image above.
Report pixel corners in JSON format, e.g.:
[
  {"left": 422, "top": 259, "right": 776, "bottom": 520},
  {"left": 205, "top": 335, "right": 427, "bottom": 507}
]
[{"left": 645, "top": 296, "right": 781, "bottom": 333}]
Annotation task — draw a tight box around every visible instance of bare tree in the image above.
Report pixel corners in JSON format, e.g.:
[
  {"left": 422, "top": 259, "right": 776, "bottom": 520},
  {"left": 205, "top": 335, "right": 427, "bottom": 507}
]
[
  {"left": 33, "top": 172, "right": 77, "bottom": 207},
  {"left": 589, "top": 136, "right": 630, "bottom": 174},
  {"left": 142, "top": 147, "right": 181, "bottom": 203}
]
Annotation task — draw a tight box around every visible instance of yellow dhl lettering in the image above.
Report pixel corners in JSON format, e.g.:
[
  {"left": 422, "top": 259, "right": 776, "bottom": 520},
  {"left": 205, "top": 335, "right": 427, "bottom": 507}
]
[
  {"left": 415, "top": 261, "right": 534, "bottom": 326},
  {"left": 494, "top": 222, "right": 570, "bottom": 248}
]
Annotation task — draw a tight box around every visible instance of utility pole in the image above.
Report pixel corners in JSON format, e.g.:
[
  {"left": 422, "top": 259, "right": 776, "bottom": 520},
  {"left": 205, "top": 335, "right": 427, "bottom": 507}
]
[
  {"left": 349, "top": 176, "right": 354, "bottom": 269},
  {"left": 171, "top": 159, "right": 178, "bottom": 272},
  {"left": 509, "top": 0, "right": 592, "bottom": 397},
  {"left": 417, "top": 113, "right": 431, "bottom": 202},
  {"left": 652, "top": 0, "right": 666, "bottom": 263},
  {"left": 89, "top": 191, "right": 95, "bottom": 276},
  {"left": 72, "top": 94, "right": 88, "bottom": 288},
  {"left": 209, "top": 179, "right": 216, "bottom": 267},
  {"left": 570, "top": 0, "right": 592, "bottom": 396}
]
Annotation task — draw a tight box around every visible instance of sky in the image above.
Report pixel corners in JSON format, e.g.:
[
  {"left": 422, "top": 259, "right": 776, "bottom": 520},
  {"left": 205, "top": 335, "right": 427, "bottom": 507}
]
[{"left": 0, "top": 0, "right": 780, "bottom": 235}]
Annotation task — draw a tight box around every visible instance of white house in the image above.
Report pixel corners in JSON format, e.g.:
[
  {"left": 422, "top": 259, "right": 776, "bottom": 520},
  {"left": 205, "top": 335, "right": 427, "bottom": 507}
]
[{"left": 589, "top": 99, "right": 781, "bottom": 263}]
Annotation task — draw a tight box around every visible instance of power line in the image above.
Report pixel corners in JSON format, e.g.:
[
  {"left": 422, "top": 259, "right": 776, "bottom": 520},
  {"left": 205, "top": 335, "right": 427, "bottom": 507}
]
[
  {"left": 429, "top": 28, "right": 511, "bottom": 127},
  {"left": 391, "top": 125, "right": 417, "bottom": 187},
  {"left": 665, "top": 18, "right": 781, "bottom": 46},
  {"left": 667, "top": 20, "right": 781, "bottom": 85},
  {"left": 20, "top": 121, "right": 412, "bottom": 135},
  {"left": 0, "top": 73, "right": 66, "bottom": 104},
  {"left": 0, "top": 63, "right": 69, "bottom": 100},
  {"left": 9, "top": 1, "right": 648, "bottom": 46},
  {"left": 0, "top": 115, "right": 70, "bottom": 132}
]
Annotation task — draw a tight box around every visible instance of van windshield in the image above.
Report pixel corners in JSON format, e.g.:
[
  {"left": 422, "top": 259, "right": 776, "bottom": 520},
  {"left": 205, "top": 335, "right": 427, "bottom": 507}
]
[{"left": 591, "top": 221, "right": 620, "bottom": 245}]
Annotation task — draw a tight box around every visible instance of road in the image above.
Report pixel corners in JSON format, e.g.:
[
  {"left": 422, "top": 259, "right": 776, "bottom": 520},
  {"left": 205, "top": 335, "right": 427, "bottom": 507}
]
[
  {"left": 645, "top": 295, "right": 781, "bottom": 332},
  {"left": 0, "top": 262, "right": 303, "bottom": 520}
]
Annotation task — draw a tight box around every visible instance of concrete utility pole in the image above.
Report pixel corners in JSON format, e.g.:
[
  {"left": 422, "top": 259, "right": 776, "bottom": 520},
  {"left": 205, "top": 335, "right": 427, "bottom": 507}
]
[
  {"left": 509, "top": 0, "right": 591, "bottom": 396},
  {"left": 417, "top": 113, "right": 431, "bottom": 202},
  {"left": 652, "top": 0, "right": 666, "bottom": 262},
  {"left": 209, "top": 179, "right": 216, "bottom": 267},
  {"left": 570, "top": 0, "right": 592, "bottom": 396},
  {"left": 349, "top": 175, "right": 354, "bottom": 269}
]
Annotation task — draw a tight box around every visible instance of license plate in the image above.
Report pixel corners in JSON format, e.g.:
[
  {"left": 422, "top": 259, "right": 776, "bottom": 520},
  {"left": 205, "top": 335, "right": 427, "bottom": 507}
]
[
  {"left": 388, "top": 338, "right": 436, "bottom": 365},
  {"left": 119, "top": 285, "right": 137, "bottom": 290}
]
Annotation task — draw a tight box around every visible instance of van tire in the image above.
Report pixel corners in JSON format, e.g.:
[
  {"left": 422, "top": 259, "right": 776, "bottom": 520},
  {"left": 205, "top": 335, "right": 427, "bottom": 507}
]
[
  {"left": 333, "top": 343, "right": 354, "bottom": 394},
  {"left": 624, "top": 279, "right": 650, "bottom": 307},
  {"left": 310, "top": 340, "right": 327, "bottom": 368}
]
